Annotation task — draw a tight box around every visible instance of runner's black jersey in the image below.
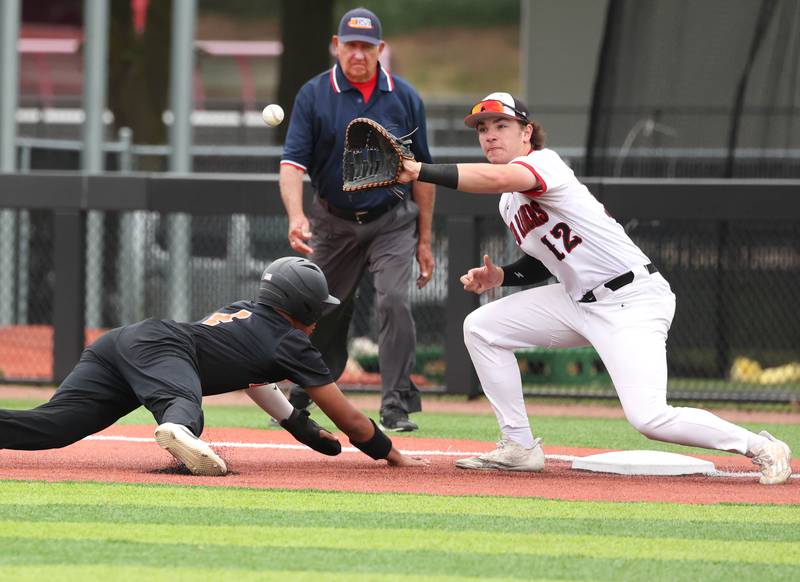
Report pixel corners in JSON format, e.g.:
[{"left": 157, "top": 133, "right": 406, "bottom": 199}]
[{"left": 166, "top": 301, "right": 333, "bottom": 395}]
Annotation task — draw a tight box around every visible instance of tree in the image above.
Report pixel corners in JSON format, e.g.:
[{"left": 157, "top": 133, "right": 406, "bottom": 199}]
[
  {"left": 108, "top": 0, "right": 172, "bottom": 166},
  {"left": 276, "top": 0, "right": 333, "bottom": 140}
]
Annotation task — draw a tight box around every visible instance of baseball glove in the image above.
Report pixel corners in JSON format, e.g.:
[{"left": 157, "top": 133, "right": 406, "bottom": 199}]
[
  {"left": 342, "top": 117, "right": 416, "bottom": 196},
  {"left": 280, "top": 408, "right": 342, "bottom": 456}
]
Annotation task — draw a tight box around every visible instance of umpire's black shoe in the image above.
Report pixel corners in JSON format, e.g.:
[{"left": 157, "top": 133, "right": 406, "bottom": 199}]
[{"left": 379, "top": 413, "right": 418, "bottom": 432}]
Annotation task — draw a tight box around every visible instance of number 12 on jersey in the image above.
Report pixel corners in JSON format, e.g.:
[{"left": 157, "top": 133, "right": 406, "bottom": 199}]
[{"left": 540, "top": 222, "right": 582, "bottom": 261}]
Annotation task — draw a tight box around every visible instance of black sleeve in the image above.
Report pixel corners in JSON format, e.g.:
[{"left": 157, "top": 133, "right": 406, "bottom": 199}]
[
  {"left": 273, "top": 330, "right": 334, "bottom": 387},
  {"left": 501, "top": 255, "right": 552, "bottom": 287}
]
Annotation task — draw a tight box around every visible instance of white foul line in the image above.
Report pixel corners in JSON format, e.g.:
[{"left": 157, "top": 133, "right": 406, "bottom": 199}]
[
  {"left": 85, "top": 434, "right": 488, "bottom": 456},
  {"left": 84, "top": 435, "right": 798, "bottom": 479}
]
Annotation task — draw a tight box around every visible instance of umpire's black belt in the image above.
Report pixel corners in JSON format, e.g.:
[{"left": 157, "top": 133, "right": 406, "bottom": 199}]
[
  {"left": 322, "top": 197, "right": 401, "bottom": 224},
  {"left": 579, "top": 263, "right": 658, "bottom": 303}
]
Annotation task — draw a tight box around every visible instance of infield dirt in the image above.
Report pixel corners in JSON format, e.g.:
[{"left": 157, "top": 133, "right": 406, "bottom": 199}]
[
  {"left": 2, "top": 386, "right": 797, "bottom": 504},
  {"left": 1, "top": 423, "right": 797, "bottom": 505}
]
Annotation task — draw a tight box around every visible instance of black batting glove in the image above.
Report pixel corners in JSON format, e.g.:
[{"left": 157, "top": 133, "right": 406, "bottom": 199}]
[{"left": 279, "top": 408, "right": 342, "bottom": 456}]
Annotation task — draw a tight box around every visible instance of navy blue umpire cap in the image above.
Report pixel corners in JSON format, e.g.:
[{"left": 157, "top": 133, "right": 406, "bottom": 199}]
[{"left": 337, "top": 7, "right": 382, "bottom": 45}]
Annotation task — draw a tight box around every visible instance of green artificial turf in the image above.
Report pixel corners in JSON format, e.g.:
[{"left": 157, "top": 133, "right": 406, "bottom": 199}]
[{"left": 0, "top": 482, "right": 798, "bottom": 581}]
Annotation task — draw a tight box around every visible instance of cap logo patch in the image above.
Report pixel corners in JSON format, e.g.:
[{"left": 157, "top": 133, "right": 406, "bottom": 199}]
[
  {"left": 348, "top": 17, "right": 373, "bottom": 29},
  {"left": 263, "top": 273, "right": 272, "bottom": 281}
]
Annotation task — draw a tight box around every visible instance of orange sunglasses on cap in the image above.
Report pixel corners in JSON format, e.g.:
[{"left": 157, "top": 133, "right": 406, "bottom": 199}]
[{"left": 469, "top": 99, "right": 528, "bottom": 121}]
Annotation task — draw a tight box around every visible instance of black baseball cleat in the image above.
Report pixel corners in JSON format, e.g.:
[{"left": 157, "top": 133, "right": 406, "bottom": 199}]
[{"left": 379, "top": 413, "right": 418, "bottom": 432}]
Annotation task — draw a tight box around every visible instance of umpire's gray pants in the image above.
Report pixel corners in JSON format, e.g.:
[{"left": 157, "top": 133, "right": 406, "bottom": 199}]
[{"left": 294, "top": 196, "right": 421, "bottom": 416}]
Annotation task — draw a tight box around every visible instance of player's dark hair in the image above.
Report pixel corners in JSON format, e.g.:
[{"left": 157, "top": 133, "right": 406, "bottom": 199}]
[{"left": 524, "top": 120, "right": 547, "bottom": 150}]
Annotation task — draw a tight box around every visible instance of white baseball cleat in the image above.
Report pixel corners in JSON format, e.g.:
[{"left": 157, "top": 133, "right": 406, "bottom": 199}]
[
  {"left": 155, "top": 422, "right": 227, "bottom": 476},
  {"left": 750, "top": 430, "right": 792, "bottom": 485},
  {"left": 456, "top": 438, "right": 544, "bottom": 472}
]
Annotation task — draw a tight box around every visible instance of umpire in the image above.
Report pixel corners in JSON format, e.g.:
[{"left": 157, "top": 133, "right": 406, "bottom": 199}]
[
  {"left": 0, "top": 257, "right": 427, "bottom": 475},
  {"left": 279, "top": 7, "right": 435, "bottom": 432}
]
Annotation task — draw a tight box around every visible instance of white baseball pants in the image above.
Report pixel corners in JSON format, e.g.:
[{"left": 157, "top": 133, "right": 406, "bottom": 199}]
[{"left": 463, "top": 272, "right": 760, "bottom": 455}]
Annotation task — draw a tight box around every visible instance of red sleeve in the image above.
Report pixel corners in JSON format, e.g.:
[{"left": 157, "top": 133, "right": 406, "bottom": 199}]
[{"left": 511, "top": 160, "right": 547, "bottom": 196}]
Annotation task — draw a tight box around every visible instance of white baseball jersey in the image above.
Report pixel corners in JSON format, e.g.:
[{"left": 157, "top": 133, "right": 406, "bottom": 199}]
[
  {"left": 499, "top": 148, "right": 650, "bottom": 300},
  {"left": 462, "top": 148, "right": 766, "bottom": 462}
]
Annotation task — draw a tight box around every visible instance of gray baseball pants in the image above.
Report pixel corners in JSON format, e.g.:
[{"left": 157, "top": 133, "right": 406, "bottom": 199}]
[{"left": 290, "top": 196, "right": 422, "bottom": 416}]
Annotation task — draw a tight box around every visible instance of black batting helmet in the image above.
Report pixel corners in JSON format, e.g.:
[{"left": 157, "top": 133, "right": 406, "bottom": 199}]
[{"left": 256, "top": 257, "right": 340, "bottom": 325}]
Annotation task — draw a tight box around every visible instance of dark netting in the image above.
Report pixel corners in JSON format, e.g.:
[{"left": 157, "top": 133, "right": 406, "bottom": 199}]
[
  {"left": 141, "top": 213, "right": 286, "bottom": 321},
  {"left": 1, "top": 204, "right": 798, "bottom": 399},
  {"left": 38, "top": 211, "right": 285, "bottom": 330},
  {"left": 437, "top": 215, "right": 800, "bottom": 398},
  {"left": 628, "top": 218, "right": 800, "bottom": 399},
  {"left": 586, "top": 0, "right": 800, "bottom": 178},
  {"left": 0, "top": 209, "right": 55, "bottom": 381}
]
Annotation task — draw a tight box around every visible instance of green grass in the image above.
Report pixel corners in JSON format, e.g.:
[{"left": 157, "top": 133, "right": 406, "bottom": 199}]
[
  {"left": 2, "top": 397, "right": 798, "bottom": 580},
  {"left": 0, "top": 482, "right": 798, "bottom": 581},
  {"left": 2, "top": 397, "right": 798, "bottom": 455}
]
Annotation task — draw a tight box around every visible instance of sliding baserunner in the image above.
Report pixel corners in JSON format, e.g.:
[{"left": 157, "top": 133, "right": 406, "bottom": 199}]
[{"left": 0, "top": 257, "right": 426, "bottom": 475}]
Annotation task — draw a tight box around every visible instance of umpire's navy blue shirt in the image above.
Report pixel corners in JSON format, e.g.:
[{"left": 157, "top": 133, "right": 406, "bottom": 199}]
[{"left": 281, "top": 62, "right": 433, "bottom": 210}]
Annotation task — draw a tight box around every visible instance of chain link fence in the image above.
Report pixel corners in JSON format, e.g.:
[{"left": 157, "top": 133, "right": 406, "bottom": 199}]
[
  {"left": 1, "top": 194, "right": 798, "bottom": 401},
  {"left": 0, "top": 209, "right": 54, "bottom": 380},
  {"left": 4, "top": 113, "right": 800, "bottom": 398}
]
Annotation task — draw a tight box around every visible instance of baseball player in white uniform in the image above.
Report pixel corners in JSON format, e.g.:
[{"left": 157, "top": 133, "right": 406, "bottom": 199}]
[{"left": 399, "top": 92, "right": 793, "bottom": 485}]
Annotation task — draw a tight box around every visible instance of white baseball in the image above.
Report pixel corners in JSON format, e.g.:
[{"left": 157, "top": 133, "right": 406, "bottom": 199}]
[{"left": 262, "top": 104, "right": 284, "bottom": 127}]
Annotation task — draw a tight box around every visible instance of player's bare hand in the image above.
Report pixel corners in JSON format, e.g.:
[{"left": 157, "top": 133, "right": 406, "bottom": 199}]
[
  {"left": 387, "top": 453, "right": 430, "bottom": 467},
  {"left": 288, "top": 217, "right": 313, "bottom": 255},
  {"left": 398, "top": 159, "right": 421, "bottom": 184},
  {"left": 416, "top": 241, "right": 435, "bottom": 289},
  {"left": 460, "top": 254, "right": 503, "bottom": 294}
]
